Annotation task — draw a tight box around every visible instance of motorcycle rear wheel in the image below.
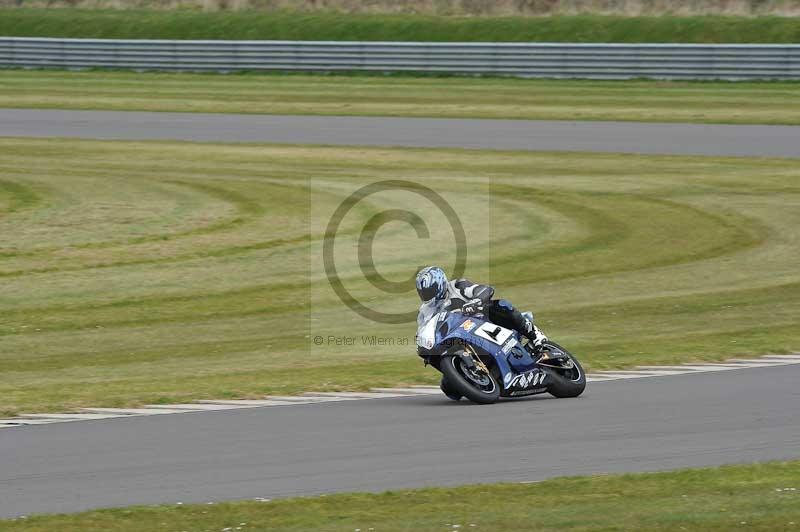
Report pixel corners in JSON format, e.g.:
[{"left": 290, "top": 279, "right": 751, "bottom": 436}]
[
  {"left": 440, "top": 354, "right": 500, "bottom": 405},
  {"left": 541, "top": 341, "right": 586, "bottom": 398}
]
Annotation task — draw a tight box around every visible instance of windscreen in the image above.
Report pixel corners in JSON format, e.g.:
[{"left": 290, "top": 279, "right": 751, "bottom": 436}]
[{"left": 417, "top": 300, "right": 446, "bottom": 328}]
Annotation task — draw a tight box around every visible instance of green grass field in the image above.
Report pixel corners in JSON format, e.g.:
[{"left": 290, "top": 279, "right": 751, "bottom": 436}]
[
  {"left": 2, "top": 10, "right": 800, "bottom": 43},
  {"left": 2, "top": 460, "right": 798, "bottom": 531},
  {"left": 2, "top": 70, "right": 800, "bottom": 125},
  {"left": 1, "top": 137, "right": 799, "bottom": 416}
]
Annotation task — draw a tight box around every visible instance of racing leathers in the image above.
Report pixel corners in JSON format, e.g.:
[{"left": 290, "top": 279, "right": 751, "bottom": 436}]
[{"left": 417, "top": 278, "right": 548, "bottom": 349}]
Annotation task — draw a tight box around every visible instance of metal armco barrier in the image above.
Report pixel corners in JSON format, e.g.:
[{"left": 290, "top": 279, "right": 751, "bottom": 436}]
[{"left": 1, "top": 37, "right": 799, "bottom": 79}]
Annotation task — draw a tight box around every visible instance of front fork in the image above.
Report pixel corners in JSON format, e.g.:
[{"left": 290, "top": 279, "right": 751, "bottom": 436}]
[{"left": 459, "top": 345, "right": 491, "bottom": 375}]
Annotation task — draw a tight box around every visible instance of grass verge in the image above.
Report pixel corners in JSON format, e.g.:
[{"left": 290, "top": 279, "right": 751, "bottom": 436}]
[
  {"left": 4, "top": 0, "right": 800, "bottom": 17},
  {"left": 1, "top": 10, "right": 800, "bottom": 43},
  {"left": 0, "top": 138, "right": 799, "bottom": 415},
  {"left": 1, "top": 461, "right": 798, "bottom": 530},
  {"left": 1, "top": 70, "right": 800, "bottom": 125}
]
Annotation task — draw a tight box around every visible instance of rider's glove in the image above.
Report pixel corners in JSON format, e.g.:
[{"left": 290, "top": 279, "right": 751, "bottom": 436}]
[{"left": 461, "top": 299, "right": 484, "bottom": 316}]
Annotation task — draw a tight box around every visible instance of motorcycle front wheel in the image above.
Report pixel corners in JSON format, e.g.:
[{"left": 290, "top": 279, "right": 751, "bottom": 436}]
[
  {"left": 440, "top": 354, "right": 500, "bottom": 404},
  {"left": 439, "top": 376, "right": 463, "bottom": 401}
]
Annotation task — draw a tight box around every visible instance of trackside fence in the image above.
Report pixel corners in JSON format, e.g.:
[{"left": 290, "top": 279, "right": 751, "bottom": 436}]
[{"left": 1, "top": 37, "right": 799, "bottom": 79}]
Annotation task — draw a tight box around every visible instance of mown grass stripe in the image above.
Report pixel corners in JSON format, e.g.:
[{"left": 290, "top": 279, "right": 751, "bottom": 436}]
[{"left": 0, "top": 138, "right": 798, "bottom": 416}]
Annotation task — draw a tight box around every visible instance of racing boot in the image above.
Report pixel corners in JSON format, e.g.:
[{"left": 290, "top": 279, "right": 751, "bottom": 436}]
[{"left": 521, "top": 311, "right": 548, "bottom": 352}]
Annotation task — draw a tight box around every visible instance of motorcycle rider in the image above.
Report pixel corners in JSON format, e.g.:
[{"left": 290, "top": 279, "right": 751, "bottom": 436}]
[{"left": 415, "top": 265, "right": 548, "bottom": 350}]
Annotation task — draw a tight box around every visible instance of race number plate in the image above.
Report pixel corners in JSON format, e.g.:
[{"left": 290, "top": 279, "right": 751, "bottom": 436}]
[{"left": 473, "top": 323, "right": 514, "bottom": 345}]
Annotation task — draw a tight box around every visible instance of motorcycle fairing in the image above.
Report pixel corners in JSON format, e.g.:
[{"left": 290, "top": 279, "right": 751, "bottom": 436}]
[{"left": 422, "top": 311, "right": 540, "bottom": 393}]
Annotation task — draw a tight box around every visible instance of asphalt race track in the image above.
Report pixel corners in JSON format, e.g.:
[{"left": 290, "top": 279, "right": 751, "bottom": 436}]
[
  {"left": 2, "top": 108, "right": 800, "bottom": 157},
  {"left": 1, "top": 366, "right": 799, "bottom": 518},
  {"left": 2, "top": 109, "right": 799, "bottom": 517}
]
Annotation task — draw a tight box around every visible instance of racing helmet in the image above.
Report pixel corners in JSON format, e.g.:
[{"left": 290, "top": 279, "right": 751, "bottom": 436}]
[{"left": 416, "top": 266, "right": 448, "bottom": 302}]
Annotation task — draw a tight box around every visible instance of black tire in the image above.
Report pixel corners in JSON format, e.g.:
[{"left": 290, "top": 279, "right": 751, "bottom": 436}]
[
  {"left": 440, "top": 376, "right": 462, "bottom": 401},
  {"left": 439, "top": 354, "right": 500, "bottom": 405},
  {"left": 542, "top": 341, "right": 586, "bottom": 398}
]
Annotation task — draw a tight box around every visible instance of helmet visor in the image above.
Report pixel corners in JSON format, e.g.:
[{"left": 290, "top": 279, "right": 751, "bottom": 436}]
[{"left": 417, "top": 284, "right": 439, "bottom": 302}]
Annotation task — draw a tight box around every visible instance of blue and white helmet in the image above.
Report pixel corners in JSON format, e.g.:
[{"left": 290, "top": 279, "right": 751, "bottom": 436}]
[{"left": 416, "top": 266, "right": 448, "bottom": 302}]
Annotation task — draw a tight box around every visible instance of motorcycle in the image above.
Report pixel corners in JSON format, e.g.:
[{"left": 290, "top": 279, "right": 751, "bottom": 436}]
[{"left": 416, "top": 303, "right": 585, "bottom": 404}]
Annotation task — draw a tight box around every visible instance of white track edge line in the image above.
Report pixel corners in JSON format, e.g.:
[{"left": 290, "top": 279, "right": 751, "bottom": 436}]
[{"left": 2, "top": 354, "right": 797, "bottom": 427}]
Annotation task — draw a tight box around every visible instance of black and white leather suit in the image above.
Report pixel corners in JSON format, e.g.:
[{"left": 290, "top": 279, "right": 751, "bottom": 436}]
[{"left": 418, "top": 278, "right": 546, "bottom": 346}]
